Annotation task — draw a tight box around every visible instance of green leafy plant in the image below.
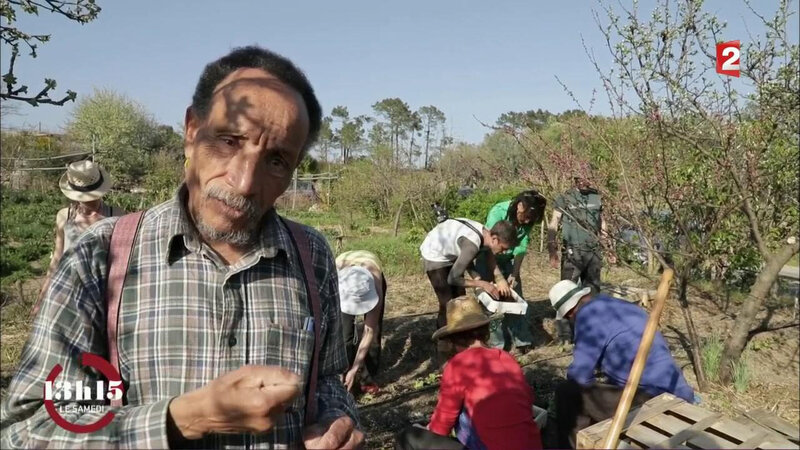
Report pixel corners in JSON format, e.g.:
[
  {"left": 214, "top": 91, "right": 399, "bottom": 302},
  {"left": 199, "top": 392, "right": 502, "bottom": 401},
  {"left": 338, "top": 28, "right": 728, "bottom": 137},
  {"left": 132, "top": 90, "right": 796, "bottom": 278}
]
[
  {"left": 412, "top": 372, "right": 441, "bottom": 390},
  {"left": 732, "top": 355, "right": 752, "bottom": 394},
  {"left": 701, "top": 333, "right": 724, "bottom": 382}
]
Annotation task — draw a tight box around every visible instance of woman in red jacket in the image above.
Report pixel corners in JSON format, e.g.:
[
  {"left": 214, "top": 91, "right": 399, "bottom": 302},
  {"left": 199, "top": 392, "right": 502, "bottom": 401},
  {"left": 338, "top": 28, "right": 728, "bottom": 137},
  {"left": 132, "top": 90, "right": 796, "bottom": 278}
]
[{"left": 395, "top": 295, "right": 542, "bottom": 450}]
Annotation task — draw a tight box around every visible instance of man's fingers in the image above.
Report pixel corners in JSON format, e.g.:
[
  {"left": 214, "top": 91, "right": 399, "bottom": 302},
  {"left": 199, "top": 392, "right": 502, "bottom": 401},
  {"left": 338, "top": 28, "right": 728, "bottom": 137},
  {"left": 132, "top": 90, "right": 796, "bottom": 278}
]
[
  {"left": 340, "top": 428, "right": 365, "bottom": 449},
  {"left": 306, "top": 416, "right": 355, "bottom": 449},
  {"left": 327, "top": 415, "right": 355, "bottom": 447},
  {"left": 257, "top": 382, "right": 300, "bottom": 407}
]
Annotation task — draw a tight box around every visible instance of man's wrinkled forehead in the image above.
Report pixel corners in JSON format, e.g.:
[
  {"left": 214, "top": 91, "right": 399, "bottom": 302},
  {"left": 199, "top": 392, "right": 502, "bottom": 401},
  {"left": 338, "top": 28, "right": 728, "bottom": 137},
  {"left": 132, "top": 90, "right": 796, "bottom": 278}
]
[{"left": 206, "top": 68, "right": 309, "bottom": 131}]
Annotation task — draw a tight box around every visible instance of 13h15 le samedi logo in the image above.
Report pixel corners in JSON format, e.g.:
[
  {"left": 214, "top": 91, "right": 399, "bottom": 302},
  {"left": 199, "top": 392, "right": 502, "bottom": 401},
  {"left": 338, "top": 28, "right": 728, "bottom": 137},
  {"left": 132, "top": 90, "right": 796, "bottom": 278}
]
[{"left": 43, "top": 352, "right": 123, "bottom": 433}]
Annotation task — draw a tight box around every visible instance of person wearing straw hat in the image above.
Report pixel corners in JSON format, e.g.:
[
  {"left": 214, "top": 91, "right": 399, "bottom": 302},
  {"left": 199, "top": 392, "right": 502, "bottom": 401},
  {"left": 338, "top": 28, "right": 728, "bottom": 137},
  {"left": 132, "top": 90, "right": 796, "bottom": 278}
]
[
  {"left": 336, "top": 250, "right": 387, "bottom": 395},
  {"left": 32, "top": 160, "right": 123, "bottom": 317},
  {"left": 395, "top": 295, "right": 543, "bottom": 450},
  {"left": 546, "top": 279, "right": 695, "bottom": 448}
]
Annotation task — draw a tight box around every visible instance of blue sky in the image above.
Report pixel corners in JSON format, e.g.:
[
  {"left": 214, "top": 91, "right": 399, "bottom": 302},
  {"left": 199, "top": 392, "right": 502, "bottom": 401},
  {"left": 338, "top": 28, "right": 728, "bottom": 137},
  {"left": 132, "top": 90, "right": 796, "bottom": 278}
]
[{"left": 1, "top": 0, "right": 797, "bottom": 144}]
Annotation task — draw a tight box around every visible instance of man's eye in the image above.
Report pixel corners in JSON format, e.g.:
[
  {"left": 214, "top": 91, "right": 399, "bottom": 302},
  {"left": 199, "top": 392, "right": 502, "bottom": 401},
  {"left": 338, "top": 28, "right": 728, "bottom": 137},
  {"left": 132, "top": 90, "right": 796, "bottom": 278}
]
[
  {"left": 220, "top": 136, "right": 237, "bottom": 147},
  {"left": 270, "top": 155, "right": 289, "bottom": 168}
]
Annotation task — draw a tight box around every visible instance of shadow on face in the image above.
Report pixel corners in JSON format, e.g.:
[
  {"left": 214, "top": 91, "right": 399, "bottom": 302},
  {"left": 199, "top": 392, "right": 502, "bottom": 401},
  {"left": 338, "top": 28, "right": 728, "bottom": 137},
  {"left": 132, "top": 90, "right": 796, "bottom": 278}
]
[{"left": 182, "top": 68, "right": 311, "bottom": 245}]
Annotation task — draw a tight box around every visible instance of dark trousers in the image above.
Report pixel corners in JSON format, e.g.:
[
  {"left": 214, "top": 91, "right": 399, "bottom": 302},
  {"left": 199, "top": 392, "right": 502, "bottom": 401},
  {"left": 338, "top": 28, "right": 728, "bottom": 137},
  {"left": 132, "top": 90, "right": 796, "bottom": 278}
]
[
  {"left": 551, "top": 380, "right": 652, "bottom": 449},
  {"left": 557, "top": 248, "right": 602, "bottom": 343},
  {"left": 560, "top": 247, "right": 602, "bottom": 293},
  {"left": 426, "top": 267, "right": 466, "bottom": 328},
  {"left": 341, "top": 275, "right": 387, "bottom": 378},
  {"left": 395, "top": 425, "right": 463, "bottom": 450}
]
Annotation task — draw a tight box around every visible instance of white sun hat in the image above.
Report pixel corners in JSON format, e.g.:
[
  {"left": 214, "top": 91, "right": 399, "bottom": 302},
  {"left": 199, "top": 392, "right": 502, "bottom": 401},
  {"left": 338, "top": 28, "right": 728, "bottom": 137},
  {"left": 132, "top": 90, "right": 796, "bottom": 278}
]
[
  {"left": 59, "top": 160, "right": 113, "bottom": 202},
  {"left": 548, "top": 280, "right": 592, "bottom": 320},
  {"left": 338, "top": 266, "right": 380, "bottom": 315}
]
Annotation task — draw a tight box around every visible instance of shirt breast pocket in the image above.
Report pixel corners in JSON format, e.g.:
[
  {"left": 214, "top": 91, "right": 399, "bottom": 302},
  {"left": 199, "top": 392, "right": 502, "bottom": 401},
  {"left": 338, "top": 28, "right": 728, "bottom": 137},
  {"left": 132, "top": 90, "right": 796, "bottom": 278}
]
[{"left": 261, "top": 322, "right": 315, "bottom": 412}]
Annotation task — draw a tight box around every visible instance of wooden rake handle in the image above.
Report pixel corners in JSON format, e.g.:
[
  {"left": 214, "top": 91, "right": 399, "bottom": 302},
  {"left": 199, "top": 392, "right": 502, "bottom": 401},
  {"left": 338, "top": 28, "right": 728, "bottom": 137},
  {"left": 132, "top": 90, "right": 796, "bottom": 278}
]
[{"left": 601, "top": 268, "right": 675, "bottom": 449}]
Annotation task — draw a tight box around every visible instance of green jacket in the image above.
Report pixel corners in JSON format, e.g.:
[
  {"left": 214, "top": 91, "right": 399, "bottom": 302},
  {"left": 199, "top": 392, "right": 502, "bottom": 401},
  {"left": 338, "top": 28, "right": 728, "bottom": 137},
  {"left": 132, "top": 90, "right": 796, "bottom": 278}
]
[
  {"left": 554, "top": 188, "right": 602, "bottom": 250},
  {"left": 485, "top": 200, "right": 533, "bottom": 263}
]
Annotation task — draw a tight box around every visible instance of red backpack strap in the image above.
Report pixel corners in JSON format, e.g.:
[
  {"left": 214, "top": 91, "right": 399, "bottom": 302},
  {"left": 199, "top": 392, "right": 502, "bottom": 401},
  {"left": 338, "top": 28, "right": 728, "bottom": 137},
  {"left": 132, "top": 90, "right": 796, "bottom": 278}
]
[
  {"left": 106, "top": 211, "right": 145, "bottom": 408},
  {"left": 281, "top": 217, "right": 323, "bottom": 426}
]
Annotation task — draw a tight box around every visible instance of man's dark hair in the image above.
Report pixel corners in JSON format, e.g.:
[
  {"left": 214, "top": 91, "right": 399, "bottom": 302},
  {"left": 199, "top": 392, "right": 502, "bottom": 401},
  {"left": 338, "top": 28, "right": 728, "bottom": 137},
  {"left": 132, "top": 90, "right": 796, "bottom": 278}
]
[
  {"left": 444, "top": 325, "right": 490, "bottom": 348},
  {"left": 490, "top": 220, "right": 519, "bottom": 247},
  {"left": 507, "top": 189, "right": 547, "bottom": 226},
  {"left": 191, "top": 46, "right": 322, "bottom": 155}
]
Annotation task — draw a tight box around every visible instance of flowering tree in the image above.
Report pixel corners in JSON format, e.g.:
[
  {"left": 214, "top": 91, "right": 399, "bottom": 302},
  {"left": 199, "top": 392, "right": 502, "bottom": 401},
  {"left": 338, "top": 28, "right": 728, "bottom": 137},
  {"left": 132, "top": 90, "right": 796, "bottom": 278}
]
[{"left": 504, "top": 0, "right": 798, "bottom": 388}]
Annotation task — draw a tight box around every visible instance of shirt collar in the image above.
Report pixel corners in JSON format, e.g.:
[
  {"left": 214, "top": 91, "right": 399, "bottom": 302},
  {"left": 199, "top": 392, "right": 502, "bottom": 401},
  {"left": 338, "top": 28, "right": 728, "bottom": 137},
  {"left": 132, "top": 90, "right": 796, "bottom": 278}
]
[{"left": 164, "top": 184, "right": 292, "bottom": 265}]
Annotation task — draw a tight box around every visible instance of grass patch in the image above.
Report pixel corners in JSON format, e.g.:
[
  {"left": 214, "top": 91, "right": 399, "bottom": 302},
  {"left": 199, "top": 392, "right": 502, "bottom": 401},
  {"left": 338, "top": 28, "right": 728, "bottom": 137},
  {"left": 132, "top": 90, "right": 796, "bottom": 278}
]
[
  {"left": 339, "top": 234, "right": 421, "bottom": 277},
  {"left": 1, "top": 190, "right": 62, "bottom": 287},
  {"left": 284, "top": 208, "right": 423, "bottom": 276},
  {"left": 732, "top": 354, "right": 752, "bottom": 393},
  {"left": 701, "top": 333, "right": 724, "bottom": 382},
  {"left": 788, "top": 255, "right": 800, "bottom": 268},
  {"left": 0, "top": 289, "right": 36, "bottom": 378}
]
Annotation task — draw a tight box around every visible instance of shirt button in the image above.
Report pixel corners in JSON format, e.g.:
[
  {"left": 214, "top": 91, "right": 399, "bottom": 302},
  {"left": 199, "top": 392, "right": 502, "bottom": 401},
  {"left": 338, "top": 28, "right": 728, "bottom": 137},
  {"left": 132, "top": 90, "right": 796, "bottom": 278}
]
[{"left": 228, "top": 335, "right": 237, "bottom": 347}]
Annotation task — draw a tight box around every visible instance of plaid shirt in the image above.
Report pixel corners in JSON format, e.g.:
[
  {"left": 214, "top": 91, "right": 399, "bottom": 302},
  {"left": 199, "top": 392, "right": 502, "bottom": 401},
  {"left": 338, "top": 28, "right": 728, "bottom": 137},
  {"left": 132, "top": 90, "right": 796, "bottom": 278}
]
[{"left": 1, "top": 187, "right": 358, "bottom": 449}]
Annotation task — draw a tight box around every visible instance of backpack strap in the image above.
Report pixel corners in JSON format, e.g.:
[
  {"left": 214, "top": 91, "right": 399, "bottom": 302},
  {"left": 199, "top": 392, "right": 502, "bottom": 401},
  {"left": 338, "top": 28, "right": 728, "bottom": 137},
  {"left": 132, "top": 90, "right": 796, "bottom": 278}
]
[
  {"left": 452, "top": 218, "right": 484, "bottom": 248},
  {"left": 106, "top": 211, "right": 145, "bottom": 408},
  {"left": 280, "top": 217, "right": 323, "bottom": 426}
]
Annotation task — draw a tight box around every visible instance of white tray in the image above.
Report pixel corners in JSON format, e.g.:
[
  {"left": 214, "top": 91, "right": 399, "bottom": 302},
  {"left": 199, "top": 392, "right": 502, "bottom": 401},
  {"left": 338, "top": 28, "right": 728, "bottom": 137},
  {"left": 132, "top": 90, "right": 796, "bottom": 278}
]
[{"left": 475, "top": 288, "right": 528, "bottom": 315}]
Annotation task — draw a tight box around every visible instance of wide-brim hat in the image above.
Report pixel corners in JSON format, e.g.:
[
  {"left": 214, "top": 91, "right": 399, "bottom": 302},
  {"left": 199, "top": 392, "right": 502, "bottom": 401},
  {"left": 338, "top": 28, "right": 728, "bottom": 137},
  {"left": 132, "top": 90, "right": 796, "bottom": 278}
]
[
  {"left": 59, "top": 160, "right": 113, "bottom": 202},
  {"left": 549, "top": 280, "right": 591, "bottom": 320},
  {"left": 432, "top": 295, "right": 491, "bottom": 340},
  {"left": 338, "top": 266, "right": 380, "bottom": 315}
]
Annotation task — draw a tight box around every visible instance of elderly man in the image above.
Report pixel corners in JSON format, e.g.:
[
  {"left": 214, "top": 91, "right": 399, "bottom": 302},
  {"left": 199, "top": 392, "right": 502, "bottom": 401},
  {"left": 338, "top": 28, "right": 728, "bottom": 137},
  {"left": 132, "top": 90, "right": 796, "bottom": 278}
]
[{"left": 1, "top": 47, "right": 362, "bottom": 449}]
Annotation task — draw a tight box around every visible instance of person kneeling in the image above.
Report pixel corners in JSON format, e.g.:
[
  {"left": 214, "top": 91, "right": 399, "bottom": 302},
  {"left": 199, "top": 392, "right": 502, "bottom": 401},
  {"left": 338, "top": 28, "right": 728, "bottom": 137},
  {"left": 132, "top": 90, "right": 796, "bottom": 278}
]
[
  {"left": 546, "top": 280, "right": 696, "bottom": 448},
  {"left": 395, "top": 295, "right": 542, "bottom": 450}
]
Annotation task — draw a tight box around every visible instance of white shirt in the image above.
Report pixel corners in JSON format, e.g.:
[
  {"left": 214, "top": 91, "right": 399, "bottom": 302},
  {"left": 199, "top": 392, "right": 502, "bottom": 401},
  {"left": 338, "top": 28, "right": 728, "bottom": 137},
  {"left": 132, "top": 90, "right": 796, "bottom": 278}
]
[{"left": 420, "top": 218, "right": 484, "bottom": 263}]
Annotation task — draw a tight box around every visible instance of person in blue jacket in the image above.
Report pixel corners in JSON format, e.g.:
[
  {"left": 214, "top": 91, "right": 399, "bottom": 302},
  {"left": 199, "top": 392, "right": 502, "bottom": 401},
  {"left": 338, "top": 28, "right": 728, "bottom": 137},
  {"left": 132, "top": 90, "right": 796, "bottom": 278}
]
[{"left": 547, "top": 279, "right": 695, "bottom": 448}]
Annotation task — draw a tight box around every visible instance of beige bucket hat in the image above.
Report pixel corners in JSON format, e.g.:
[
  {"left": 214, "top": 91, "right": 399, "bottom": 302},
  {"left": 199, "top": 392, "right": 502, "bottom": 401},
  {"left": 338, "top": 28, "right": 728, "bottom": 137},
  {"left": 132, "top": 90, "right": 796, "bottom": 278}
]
[{"left": 59, "top": 160, "right": 113, "bottom": 202}]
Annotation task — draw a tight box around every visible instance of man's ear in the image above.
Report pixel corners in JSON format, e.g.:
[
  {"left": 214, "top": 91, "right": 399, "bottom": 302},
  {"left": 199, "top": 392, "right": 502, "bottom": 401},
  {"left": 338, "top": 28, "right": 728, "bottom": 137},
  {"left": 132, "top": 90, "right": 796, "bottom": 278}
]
[{"left": 184, "top": 106, "right": 200, "bottom": 159}]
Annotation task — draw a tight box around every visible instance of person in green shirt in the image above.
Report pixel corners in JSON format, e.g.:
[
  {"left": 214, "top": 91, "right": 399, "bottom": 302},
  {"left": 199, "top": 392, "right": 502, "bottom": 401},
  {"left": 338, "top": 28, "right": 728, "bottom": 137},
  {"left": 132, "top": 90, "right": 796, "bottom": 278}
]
[{"left": 476, "top": 190, "right": 547, "bottom": 352}]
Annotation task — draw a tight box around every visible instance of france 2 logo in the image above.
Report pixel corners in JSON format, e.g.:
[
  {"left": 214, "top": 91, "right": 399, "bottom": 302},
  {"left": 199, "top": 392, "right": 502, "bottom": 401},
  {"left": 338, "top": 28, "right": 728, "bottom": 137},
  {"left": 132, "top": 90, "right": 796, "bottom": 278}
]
[
  {"left": 43, "top": 353, "right": 123, "bottom": 433},
  {"left": 716, "top": 40, "right": 741, "bottom": 77}
]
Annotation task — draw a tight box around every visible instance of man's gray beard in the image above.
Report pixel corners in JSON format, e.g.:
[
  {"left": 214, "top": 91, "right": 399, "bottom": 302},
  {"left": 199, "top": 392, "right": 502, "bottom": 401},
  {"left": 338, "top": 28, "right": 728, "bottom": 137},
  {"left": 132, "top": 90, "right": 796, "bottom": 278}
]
[
  {"left": 196, "top": 185, "right": 261, "bottom": 246},
  {"left": 195, "top": 219, "right": 257, "bottom": 246}
]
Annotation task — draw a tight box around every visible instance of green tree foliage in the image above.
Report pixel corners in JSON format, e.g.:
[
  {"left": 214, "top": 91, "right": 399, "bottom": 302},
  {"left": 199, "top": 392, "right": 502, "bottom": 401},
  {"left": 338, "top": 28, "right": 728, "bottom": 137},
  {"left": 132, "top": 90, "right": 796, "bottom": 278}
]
[
  {"left": 372, "top": 98, "right": 415, "bottom": 166},
  {"left": 66, "top": 89, "right": 159, "bottom": 184},
  {"left": 1, "top": 0, "right": 101, "bottom": 106},
  {"left": 496, "top": 109, "right": 554, "bottom": 132},
  {"left": 330, "top": 106, "right": 368, "bottom": 163},
  {"left": 417, "top": 105, "right": 445, "bottom": 168}
]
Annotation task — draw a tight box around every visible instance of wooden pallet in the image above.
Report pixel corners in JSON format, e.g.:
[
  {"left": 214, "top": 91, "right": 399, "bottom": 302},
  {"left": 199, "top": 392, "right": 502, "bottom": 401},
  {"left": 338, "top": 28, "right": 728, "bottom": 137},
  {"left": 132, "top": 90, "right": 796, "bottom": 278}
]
[{"left": 577, "top": 393, "right": 800, "bottom": 449}]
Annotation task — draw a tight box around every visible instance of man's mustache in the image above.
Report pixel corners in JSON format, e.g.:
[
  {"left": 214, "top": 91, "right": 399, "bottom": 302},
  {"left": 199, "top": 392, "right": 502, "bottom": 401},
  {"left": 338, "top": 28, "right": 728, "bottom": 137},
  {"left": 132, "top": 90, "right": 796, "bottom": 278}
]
[{"left": 204, "top": 185, "right": 259, "bottom": 220}]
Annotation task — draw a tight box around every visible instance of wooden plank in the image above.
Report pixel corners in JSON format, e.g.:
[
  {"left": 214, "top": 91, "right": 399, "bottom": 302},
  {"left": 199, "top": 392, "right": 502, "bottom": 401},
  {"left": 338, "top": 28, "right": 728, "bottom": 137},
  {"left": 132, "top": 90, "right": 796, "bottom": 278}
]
[
  {"left": 577, "top": 394, "right": 683, "bottom": 448},
  {"left": 645, "top": 412, "right": 694, "bottom": 435},
  {"left": 757, "top": 438, "right": 800, "bottom": 450},
  {"left": 687, "top": 430, "right": 744, "bottom": 449},
  {"left": 733, "top": 415, "right": 800, "bottom": 448},
  {"left": 670, "top": 401, "right": 717, "bottom": 422},
  {"left": 745, "top": 409, "right": 800, "bottom": 441},
  {"left": 736, "top": 431, "right": 770, "bottom": 449},
  {"left": 624, "top": 423, "right": 672, "bottom": 447},
  {"left": 655, "top": 413, "right": 726, "bottom": 448},
  {"left": 710, "top": 416, "right": 780, "bottom": 444}
]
